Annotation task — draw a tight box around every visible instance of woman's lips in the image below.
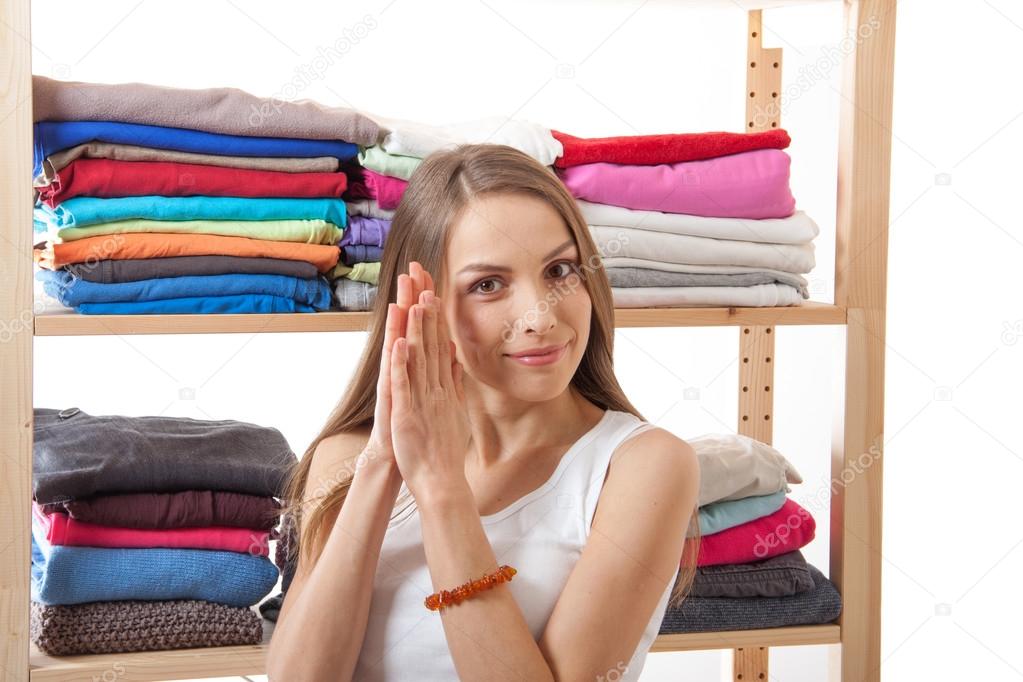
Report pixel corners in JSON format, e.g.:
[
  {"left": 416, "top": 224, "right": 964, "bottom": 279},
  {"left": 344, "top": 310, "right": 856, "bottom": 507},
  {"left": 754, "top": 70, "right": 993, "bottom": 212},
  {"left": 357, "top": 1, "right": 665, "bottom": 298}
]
[{"left": 504, "top": 342, "right": 567, "bottom": 367}]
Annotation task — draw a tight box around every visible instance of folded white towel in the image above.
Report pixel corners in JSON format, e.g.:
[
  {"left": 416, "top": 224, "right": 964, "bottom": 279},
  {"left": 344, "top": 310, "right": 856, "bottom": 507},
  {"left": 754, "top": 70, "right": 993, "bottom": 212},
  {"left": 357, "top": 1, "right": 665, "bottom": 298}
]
[
  {"left": 369, "top": 113, "right": 563, "bottom": 166},
  {"left": 578, "top": 200, "right": 819, "bottom": 245},
  {"left": 590, "top": 225, "right": 816, "bottom": 274},
  {"left": 612, "top": 283, "right": 805, "bottom": 308}
]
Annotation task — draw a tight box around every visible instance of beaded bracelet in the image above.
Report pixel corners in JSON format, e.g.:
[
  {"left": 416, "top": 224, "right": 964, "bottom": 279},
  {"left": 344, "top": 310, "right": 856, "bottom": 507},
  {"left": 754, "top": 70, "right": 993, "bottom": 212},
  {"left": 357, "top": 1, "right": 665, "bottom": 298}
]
[{"left": 424, "top": 564, "right": 517, "bottom": 611}]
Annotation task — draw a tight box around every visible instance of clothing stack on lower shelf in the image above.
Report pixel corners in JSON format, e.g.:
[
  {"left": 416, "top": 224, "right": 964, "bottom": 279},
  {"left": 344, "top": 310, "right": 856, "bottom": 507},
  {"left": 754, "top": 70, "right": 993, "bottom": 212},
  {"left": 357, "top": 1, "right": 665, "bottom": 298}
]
[
  {"left": 29, "top": 407, "right": 298, "bottom": 655},
  {"left": 30, "top": 75, "right": 380, "bottom": 315},
  {"left": 331, "top": 115, "right": 565, "bottom": 310},
  {"left": 553, "top": 129, "right": 817, "bottom": 308},
  {"left": 659, "top": 433, "right": 841, "bottom": 633}
]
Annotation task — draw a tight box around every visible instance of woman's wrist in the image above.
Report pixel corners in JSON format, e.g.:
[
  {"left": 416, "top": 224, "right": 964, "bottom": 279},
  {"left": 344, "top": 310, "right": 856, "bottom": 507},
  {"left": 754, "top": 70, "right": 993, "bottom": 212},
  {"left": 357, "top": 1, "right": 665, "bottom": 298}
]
[
  {"left": 351, "top": 449, "right": 402, "bottom": 496},
  {"left": 411, "top": 473, "right": 474, "bottom": 513}
]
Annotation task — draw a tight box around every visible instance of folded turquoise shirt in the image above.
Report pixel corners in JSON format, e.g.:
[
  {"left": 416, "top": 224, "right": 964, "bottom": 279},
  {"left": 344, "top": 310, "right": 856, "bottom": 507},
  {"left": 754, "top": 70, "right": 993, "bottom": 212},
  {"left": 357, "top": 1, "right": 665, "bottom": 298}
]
[
  {"left": 37, "top": 269, "right": 331, "bottom": 311},
  {"left": 698, "top": 489, "right": 787, "bottom": 536},
  {"left": 31, "top": 520, "right": 278, "bottom": 607},
  {"left": 34, "top": 195, "right": 347, "bottom": 229}
]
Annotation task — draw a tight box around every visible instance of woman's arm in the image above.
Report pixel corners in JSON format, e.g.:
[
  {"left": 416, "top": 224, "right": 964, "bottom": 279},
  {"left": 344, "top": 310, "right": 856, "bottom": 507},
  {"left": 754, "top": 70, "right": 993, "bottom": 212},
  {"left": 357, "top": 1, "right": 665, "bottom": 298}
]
[{"left": 267, "top": 436, "right": 402, "bottom": 682}]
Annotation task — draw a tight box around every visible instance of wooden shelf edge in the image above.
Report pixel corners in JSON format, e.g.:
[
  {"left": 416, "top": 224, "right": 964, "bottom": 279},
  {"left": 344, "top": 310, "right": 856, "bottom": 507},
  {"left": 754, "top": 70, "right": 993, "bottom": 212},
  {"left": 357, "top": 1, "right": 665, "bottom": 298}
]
[
  {"left": 32, "top": 302, "right": 845, "bottom": 336},
  {"left": 651, "top": 623, "right": 841, "bottom": 652},
  {"left": 29, "top": 624, "right": 840, "bottom": 680}
]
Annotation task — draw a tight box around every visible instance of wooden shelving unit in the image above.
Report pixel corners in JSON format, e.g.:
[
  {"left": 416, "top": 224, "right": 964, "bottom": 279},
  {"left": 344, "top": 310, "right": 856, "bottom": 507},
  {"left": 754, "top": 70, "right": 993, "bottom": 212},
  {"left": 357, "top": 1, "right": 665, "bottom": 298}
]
[{"left": 1, "top": 0, "right": 896, "bottom": 679}]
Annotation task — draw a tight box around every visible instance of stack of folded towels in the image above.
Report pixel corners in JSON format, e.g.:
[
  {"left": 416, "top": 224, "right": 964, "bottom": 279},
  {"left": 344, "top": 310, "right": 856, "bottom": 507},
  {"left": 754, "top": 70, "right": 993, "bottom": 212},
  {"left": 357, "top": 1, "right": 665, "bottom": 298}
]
[
  {"left": 332, "top": 115, "right": 565, "bottom": 311},
  {"left": 660, "top": 433, "right": 841, "bottom": 633},
  {"left": 30, "top": 75, "right": 380, "bottom": 314},
  {"left": 30, "top": 407, "right": 297, "bottom": 655},
  {"left": 553, "top": 129, "right": 817, "bottom": 308}
]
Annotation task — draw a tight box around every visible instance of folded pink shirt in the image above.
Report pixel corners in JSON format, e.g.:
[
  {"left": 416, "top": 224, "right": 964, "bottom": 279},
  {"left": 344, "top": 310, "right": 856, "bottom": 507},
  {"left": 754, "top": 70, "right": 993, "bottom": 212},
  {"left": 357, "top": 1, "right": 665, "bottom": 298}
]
[
  {"left": 696, "top": 497, "right": 815, "bottom": 567},
  {"left": 345, "top": 168, "right": 408, "bottom": 210},
  {"left": 32, "top": 502, "right": 270, "bottom": 556},
  {"left": 557, "top": 148, "right": 796, "bottom": 219}
]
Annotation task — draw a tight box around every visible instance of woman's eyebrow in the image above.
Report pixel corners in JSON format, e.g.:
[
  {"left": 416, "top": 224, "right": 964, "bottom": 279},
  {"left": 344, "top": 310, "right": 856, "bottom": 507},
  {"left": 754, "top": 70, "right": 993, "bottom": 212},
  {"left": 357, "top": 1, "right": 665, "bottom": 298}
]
[{"left": 456, "top": 238, "right": 576, "bottom": 275}]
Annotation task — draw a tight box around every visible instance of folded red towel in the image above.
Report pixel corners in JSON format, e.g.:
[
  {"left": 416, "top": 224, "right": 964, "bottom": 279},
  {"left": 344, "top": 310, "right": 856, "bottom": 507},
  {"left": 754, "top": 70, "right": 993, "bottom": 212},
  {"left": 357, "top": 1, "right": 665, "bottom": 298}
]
[
  {"left": 552, "top": 128, "right": 791, "bottom": 168},
  {"left": 696, "top": 497, "right": 815, "bottom": 567}
]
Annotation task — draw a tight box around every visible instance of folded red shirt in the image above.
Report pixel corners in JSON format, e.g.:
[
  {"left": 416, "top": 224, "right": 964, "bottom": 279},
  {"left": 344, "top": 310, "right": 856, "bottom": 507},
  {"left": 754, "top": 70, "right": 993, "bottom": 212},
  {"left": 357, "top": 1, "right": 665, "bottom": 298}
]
[
  {"left": 552, "top": 128, "right": 791, "bottom": 168},
  {"left": 37, "top": 158, "right": 348, "bottom": 208},
  {"left": 696, "top": 497, "right": 815, "bottom": 567}
]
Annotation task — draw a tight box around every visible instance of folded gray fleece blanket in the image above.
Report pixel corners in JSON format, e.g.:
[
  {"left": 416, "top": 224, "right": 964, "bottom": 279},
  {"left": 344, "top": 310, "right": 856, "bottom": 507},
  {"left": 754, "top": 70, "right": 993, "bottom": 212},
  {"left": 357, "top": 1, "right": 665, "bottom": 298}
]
[
  {"left": 33, "top": 407, "right": 297, "bottom": 504},
  {"left": 33, "top": 75, "right": 380, "bottom": 145}
]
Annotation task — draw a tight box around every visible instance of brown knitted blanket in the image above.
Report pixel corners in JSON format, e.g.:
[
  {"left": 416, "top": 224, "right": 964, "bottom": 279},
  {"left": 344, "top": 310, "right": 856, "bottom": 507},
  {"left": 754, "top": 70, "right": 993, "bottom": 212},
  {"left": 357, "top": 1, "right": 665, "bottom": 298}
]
[{"left": 31, "top": 600, "right": 263, "bottom": 655}]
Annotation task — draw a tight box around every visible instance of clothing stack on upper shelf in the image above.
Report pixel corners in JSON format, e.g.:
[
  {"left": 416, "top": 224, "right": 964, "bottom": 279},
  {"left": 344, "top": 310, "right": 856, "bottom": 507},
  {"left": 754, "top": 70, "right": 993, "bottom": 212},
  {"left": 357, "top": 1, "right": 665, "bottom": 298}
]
[
  {"left": 29, "top": 407, "right": 298, "bottom": 655},
  {"left": 658, "top": 433, "right": 841, "bottom": 633},
  {"left": 30, "top": 75, "right": 379, "bottom": 314},
  {"left": 553, "top": 129, "right": 817, "bottom": 308},
  {"left": 331, "top": 115, "right": 565, "bottom": 310},
  {"left": 28, "top": 76, "right": 822, "bottom": 314}
]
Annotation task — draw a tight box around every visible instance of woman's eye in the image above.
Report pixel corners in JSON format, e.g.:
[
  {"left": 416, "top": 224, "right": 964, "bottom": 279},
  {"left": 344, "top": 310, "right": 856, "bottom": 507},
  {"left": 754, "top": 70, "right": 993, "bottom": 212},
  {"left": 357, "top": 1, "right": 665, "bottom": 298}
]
[
  {"left": 549, "top": 261, "right": 578, "bottom": 279},
  {"left": 471, "top": 278, "right": 503, "bottom": 295}
]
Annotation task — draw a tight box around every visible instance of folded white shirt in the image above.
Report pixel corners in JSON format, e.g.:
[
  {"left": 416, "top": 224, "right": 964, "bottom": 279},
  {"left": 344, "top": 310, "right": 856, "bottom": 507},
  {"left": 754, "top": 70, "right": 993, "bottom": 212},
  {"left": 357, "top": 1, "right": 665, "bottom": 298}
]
[
  {"left": 590, "top": 225, "right": 816, "bottom": 274},
  {"left": 688, "top": 432, "right": 804, "bottom": 507},
  {"left": 612, "top": 283, "right": 805, "bottom": 308},
  {"left": 578, "top": 200, "right": 819, "bottom": 245},
  {"left": 368, "top": 113, "right": 563, "bottom": 165}
]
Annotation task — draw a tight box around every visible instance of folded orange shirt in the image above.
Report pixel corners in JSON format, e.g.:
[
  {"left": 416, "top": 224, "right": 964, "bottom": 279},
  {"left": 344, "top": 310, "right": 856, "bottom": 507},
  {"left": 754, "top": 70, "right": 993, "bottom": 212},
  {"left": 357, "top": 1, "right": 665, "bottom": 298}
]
[{"left": 37, "top": 232, "right": 340, "bottom": 273}]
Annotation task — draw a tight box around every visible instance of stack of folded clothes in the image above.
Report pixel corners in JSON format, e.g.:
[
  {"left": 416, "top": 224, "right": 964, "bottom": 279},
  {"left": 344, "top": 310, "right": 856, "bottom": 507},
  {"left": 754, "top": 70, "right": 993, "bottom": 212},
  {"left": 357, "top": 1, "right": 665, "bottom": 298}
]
[
  {"left": 29, "top": 407, "right": 298, "bottom": 655},
  {"left": 553, "top": 129, "right": 817, "bottom": 308},
  {"left": 30, "top": 75, "right": 380, "bottom": 314},
  {"left": 331, "top": 115, "right": 565, "bottom": 311},
  {"left": 659, "top": 433, "right": 841, "bottom": 633}
]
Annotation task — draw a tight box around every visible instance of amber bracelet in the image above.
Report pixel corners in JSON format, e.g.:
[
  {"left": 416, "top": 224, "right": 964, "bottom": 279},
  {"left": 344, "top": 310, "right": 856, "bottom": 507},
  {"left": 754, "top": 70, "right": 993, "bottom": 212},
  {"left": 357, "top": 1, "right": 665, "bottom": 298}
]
[{"left": 424, "top": 564, "right": 517, "bottom": 611}]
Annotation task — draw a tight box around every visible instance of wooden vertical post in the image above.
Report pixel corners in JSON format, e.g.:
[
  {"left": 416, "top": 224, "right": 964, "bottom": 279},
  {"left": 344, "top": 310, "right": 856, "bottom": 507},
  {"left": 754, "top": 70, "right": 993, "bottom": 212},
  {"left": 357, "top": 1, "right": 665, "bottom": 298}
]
[
  {"left": 733, "top": 10, "right": 782, "bottom": 681},
  {"left": 831, "top": 0, "right": 896, "bottom": 680},
  {"left": 0, "top": 0, "right": 34, "bottom": 679}
]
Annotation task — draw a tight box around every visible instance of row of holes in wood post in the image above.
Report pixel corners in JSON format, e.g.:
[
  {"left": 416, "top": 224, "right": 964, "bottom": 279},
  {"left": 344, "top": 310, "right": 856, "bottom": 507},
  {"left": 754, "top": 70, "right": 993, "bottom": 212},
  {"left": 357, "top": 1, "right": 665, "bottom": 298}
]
[{"left": 741, "top": 326, "right": 772, "bottom": 424}]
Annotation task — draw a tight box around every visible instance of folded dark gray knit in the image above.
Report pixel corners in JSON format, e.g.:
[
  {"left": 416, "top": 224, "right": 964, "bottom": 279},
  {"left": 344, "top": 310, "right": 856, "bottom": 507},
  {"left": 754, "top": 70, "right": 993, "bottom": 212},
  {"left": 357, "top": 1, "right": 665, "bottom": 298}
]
[
  {"left": 31, "top": 600, "right": 263, "bottom": 655},
  {"left": 65, "top": 255, "right": 319, "bottom": 284},
  {"left": 691, "top": 549, "right": 815, "bottom": 599},
  {"left": 33, "top": 407, "right": 298, "bottom": 504},
  {"left": 659, "top": 564, "right": 841, "bottom": 634}
]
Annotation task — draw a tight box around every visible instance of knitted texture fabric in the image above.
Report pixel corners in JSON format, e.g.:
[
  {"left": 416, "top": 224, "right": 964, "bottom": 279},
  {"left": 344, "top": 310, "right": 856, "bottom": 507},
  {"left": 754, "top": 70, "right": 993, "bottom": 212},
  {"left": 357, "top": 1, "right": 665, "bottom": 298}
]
[{"left": 30, "top": 599, "right": 262, "bottom": 655}]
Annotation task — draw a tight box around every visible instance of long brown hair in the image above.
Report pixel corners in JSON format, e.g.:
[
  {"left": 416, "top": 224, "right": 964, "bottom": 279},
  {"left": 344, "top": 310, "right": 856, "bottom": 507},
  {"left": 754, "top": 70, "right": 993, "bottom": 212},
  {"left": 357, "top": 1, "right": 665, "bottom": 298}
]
[{"left": 281, "top": 143, "right": 700, "bottom": 607}]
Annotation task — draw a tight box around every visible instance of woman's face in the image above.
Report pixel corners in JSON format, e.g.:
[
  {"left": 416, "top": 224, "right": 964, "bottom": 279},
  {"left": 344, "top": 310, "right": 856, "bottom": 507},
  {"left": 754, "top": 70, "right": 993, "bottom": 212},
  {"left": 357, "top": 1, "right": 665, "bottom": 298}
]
[{"left": 440, "top": 192, "right": 592, "bottom": 403}]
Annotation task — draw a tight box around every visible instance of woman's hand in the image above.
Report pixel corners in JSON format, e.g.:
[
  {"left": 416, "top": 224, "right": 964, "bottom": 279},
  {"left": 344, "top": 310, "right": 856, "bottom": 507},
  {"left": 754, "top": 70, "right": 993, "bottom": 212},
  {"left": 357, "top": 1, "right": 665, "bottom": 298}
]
[
  {"left": 360, "top": 263, "right": 435, "bottom": 475},
  {"left": 389, "top": 277, "right": 472, "bottom": 501}
]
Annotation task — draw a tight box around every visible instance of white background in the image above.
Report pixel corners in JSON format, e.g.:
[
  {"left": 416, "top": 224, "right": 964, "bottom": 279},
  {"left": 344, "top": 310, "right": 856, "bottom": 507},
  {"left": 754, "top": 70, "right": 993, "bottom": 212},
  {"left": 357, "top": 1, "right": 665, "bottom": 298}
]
[{"left": 27, "top": 0, "right": 1020, "bottom": 680}]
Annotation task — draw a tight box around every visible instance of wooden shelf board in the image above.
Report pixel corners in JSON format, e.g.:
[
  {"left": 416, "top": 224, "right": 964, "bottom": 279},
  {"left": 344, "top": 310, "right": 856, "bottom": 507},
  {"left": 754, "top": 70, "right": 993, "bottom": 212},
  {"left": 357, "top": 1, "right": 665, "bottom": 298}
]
[
  {"left": 29, "top": 623, "right": 839, "bottom": 681},
  {"left": 651, "top": 623, "right": 841, "bottom": 653},
  {"left": 32, "top": 301, "right": 844, "bottom": 336}
]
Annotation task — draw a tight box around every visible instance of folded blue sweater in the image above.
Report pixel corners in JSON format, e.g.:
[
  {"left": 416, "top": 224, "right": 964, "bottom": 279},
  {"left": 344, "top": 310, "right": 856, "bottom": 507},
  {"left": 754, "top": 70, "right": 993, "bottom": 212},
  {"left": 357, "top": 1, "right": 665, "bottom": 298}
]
[
  {"left": 35, "top": 195, "right": 348, "bottom": 230},
  {"left": 34, "top": 120, "right": 357, "bottom": 177},
  {"left": 37, "top": 269, "right": 331, "bottom": 310},
  {"left": 30, "top": 519, "right": 278, "bottom": 607}
]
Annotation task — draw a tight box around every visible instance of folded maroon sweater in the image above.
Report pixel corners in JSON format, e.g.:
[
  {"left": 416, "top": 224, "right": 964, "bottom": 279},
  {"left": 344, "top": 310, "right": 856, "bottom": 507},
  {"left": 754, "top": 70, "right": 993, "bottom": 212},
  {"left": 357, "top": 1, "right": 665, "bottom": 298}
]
[
  {"left": 37, "top": 158, "right": 348, "bottom": 208},
  {"left": 552, "top": 128, "right": 791, "bottom": 168}
]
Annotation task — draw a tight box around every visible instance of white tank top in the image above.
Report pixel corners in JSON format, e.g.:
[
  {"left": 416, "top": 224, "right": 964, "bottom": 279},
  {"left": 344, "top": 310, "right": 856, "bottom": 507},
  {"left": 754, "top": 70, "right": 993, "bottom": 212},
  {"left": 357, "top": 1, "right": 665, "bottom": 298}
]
[{"left": 353, "top": 408, "right": 678, "bottom": 681}]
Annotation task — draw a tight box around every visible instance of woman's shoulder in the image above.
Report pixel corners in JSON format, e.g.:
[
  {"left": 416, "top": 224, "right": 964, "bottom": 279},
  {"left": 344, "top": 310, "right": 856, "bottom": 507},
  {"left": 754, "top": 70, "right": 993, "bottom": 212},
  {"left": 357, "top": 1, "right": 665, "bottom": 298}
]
[
  {"left": 608, "top": 416, "right": 697, "bottom": 476},
  {"left": 305, "top": 426, "right": 373, "bottom": 492}
]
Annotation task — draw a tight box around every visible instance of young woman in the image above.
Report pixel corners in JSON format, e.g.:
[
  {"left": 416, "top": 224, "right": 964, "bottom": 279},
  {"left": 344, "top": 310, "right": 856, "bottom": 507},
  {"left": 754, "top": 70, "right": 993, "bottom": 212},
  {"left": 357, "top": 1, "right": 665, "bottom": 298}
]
[{"left": 267, "top": 144, "right": 701, "bottom": 682}]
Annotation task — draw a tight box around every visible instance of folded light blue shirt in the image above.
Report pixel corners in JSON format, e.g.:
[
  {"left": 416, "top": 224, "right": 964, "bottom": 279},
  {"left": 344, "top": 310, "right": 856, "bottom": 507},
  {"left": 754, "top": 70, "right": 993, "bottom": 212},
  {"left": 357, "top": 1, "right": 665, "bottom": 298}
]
[
  {"left": 699, "top": 489, "right": 787, "bottom": 536},
  {"left": 34, "top": 195, "right": 348, "bottom": 230},
  {"left": 34, "top": 120, "right": 358, "bottom": 177},
  {"left": 31, "top": 519, "right": 278, "bottom": 607}
]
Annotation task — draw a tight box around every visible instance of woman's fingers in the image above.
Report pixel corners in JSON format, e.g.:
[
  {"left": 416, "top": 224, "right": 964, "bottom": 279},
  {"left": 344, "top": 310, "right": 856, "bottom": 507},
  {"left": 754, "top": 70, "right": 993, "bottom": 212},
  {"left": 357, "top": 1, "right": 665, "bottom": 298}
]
[
  {"left": 433, "top": 294, "right": 455, "bottom": 393},
  {"left": 421, "top": 292, "right": 440, "bottom": 390},
  {"left": 390, "top": 337, "right": 412, "bottom": 417},
  {"left": 406, "top": 301, "right": 428, "bottom": 404}
]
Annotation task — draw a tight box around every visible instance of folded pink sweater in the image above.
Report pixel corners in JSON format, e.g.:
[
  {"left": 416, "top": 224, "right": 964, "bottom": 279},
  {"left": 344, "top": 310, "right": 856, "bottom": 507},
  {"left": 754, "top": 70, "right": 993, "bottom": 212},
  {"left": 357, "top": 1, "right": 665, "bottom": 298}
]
[
  {"left": 696, "top": 497, "right": 815, "bottom": 567},
  {"left": 32, "top": 503, "right": 270, "bottom": 556},
  {"left": 557, "top": 148, "right": 795, "bottom": 219}
]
